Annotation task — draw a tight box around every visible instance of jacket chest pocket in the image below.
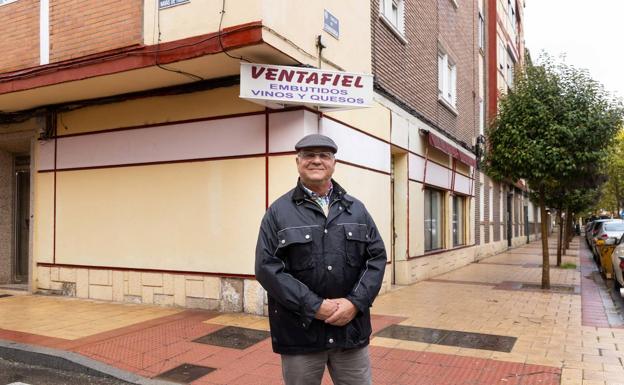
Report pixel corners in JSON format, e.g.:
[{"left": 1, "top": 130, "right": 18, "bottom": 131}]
[
  {"left": 277, "top": 226, "right": 318, "bottom": 271},
  {"left": 342, "top": 223, "right": 369, "bottom": 268}
]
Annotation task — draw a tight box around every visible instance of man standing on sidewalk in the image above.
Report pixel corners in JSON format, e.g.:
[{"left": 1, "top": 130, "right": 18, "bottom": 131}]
[{"left": 255, "top": 134, "right": 387, "bottom": 385}]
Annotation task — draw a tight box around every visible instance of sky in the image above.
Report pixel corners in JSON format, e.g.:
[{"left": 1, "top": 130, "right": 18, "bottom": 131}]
[{"left": 523, "top": 0, "right": 624, "bottom": 101}]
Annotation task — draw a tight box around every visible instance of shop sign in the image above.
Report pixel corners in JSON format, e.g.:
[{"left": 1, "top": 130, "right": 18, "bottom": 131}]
[{"left": 240, "top": 63, "right": 373, "bottom": 110}]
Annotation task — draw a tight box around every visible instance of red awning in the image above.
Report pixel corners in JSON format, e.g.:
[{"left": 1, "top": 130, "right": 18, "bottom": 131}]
[{"left": 422, "top": 130, "right": 476, "bottom": 168}]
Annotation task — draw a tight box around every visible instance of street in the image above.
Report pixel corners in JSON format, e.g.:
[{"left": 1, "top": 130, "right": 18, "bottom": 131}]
[{"left": 0, "top": 358, "right": 131, "bottom": 385}]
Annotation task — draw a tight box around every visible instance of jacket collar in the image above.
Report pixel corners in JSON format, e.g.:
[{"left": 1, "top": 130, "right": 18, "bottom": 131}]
[{"left": 292, "top": 178, "right": 353, "bottom": 208}]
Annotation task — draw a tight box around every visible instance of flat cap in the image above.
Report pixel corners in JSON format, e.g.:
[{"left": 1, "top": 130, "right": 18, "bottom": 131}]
[{"left": 295, "top": 134, "right": 338, "bottom": 153}]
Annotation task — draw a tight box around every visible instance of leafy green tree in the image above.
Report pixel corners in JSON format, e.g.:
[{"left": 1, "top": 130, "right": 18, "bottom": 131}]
[
  {"left": 600, "top": 130, "right": 624, "bottom": 215},
  {"left": 485, "top": 56, "right": 623, "bottom": 289}
]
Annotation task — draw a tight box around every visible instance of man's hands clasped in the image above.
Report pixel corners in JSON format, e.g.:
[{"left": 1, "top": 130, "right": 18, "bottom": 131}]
[{"left": 314, "top": 298, "right": 358, "bottom": 326}]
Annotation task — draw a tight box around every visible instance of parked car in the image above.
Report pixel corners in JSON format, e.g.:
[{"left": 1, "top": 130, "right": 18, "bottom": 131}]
[
  {"left": 585, "top": 221, "right": 595, "bottom": 244},
  {"left": 587, "top": 219, "right": 617, "bottom": 259},
  {"left": 596, "top": 221, "right": 624, "bottom": 244},
  {"left": 610, "top": 235, "right": 624, "bottom": 296}
]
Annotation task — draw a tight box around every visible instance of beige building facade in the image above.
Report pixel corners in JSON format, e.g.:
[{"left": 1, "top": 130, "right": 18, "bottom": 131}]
[{"left": 0, "top": 0, "right": 527, "bottom": 313}]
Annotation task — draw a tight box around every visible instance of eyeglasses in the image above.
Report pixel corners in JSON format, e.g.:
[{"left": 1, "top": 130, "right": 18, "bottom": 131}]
[{"left": 298, "top": 151, "right": 335, "bottom": 161}]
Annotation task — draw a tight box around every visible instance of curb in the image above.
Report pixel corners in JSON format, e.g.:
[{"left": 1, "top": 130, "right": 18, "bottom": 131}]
[{"left": 0, "top": 339, "right": 178, "bottom": 385}]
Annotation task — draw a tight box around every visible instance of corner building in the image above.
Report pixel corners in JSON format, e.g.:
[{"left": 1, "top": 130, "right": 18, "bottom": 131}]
[
  {"left": 0, "top": 0, "right": 391, "bottom": 312},
  {"left": 0, "top": 0, "right": 535, "bottom": 311}
]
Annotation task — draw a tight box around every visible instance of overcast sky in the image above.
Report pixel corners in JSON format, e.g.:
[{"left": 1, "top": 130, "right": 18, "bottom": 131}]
[{"left": 523, "top": 0, "right": 624, "bottom": 100}]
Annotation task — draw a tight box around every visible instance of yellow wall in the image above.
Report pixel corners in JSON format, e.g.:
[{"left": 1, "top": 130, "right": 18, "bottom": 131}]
[
  {"left": 327, "top": 101, "right": 391, "bottom": 142},
  {"left": 392, "top": 152, "right": 408, "bottom": 263},
  {"left": 261, "top": 1, "right": 372, "bottom": 73},
  {"left": 57, "top": 86, "right": 263, "bottom": 136},
  {"left": 268, "top": 155, "right": 299, "bottom": 204},
  {"left": 33, "top": 172, "right": 54, "bottom": 264},
  {"left": 54, "top": 158, "right": 265, "bottom": 275},
  {"left": 408, "top": 181, "right": 425, "bottom": 256},
  {"left": 143, "top": 0, "right": 263, "bottom": 44},
  {"left": 144, "top": 1, "right": 371, "bottom": 73}
]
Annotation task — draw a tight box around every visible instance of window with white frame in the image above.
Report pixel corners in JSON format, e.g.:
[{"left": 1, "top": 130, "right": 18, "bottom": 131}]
[
  {"left": 425, "top": 188, "right": 444, "bottom": 251},
  {"left": 478, "top": 12, "right": 485, "bottom": 51},
  {"left": 380, "top": 0, "right": 405, "bottom": 36},
  {"left": 437, "top": 50, "right": 457, "bottom": 107},
  {"left": 506, "top": 52, "right": 515, "bottom": 87},
  {"left": 508, "top": 0, "right": 516, "bottom": 33},
  {"left": 497, "top": 40, "right": 506, "bottom": 71},
  {"left": 452, "top": 195, "right": 466, "bottom": 246}
]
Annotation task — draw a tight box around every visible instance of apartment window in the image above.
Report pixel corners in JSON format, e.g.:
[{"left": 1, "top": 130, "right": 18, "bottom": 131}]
[
  {"left": 508, "top": 0, "right": 517, "bottom": 33},
  {"left": 497, "top": 40, "right": 506, "bottom": 71},
  {"left": 437, "top": 50, "right": 457, "bottom": 107},
  {"left": 425, "top": 188, "right": 444, "bottom": 251},
  {"left": 453, "top": 195, "right": 466, "bottom": 246},
  {"left": 478, "top": 12, "right": 485, "bottom": 51},
  {"left": 506, "top": 53, "right": 515, "bottom": 86},
  {"left": 380, "top": 0, "right": 405, "bottom": 36}
]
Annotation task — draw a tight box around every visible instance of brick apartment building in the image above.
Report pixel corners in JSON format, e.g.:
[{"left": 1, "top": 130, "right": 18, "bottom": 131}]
[
  {"left": 474, "top": 0, "right": 541, "bottom": 259},
  {"left": 370, "top": 0, "right": 480, "bottom": 284}
]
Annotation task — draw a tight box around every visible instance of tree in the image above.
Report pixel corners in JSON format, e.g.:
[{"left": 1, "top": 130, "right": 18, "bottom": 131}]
[
  {"left": 485, "top": 55, "right": 623, "bottom": 289},
  {"left": 599, "top": 129, "right": 624, "bottom": 216}
]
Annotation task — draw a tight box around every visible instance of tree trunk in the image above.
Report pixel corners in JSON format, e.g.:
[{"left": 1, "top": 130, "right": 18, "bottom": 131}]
[
  {"left": 539, "top": 193, "right": 550, "bottom": 290},
  {"left": 565, "top": 209, "right": 573, "bottom": 250},
  {"left": 557, "top": 210, "right": 563, "bottom": 267},
  {"left": 563, "top": 210, "right": 568, "bottom": 254}
]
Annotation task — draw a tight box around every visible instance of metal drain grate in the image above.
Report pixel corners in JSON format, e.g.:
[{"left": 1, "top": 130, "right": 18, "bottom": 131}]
[
  {"left": 154, "top": 363, "right": 215, "bottom": 383},
  {"left": 375, "top": 325, "right": 517, "bottom": 352},
  {"left": 193, "top": 326, "right": 270, "bottom": 350},
  {"left": 521, "top": 283, "right": 577, "bottom": 293},
  {"left": 495, "top": 281, "right": 580, "bottom": 294}
]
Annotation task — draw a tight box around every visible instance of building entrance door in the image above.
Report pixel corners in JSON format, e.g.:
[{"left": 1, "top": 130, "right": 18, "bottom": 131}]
[{"left": 14, "top": 155, "right": 30, "bottom": 283}]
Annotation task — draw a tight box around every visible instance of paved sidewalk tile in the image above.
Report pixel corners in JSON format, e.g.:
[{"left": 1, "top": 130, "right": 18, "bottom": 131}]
[{"left": 1, "top": 236, "right": 615, "bottom": 384}]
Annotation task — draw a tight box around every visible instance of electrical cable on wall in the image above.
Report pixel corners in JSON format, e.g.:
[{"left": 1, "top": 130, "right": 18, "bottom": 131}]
[
  {"left": 218, "top": 0, "right": 251, "bottom": 63},
  {"left": 155, "top": 3, "right": 204, "bottom": 81}
]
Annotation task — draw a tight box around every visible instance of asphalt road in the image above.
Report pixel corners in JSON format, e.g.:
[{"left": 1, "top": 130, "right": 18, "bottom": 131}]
[{"left": 0, "top": 357, "right": 132, "bottom": 385}]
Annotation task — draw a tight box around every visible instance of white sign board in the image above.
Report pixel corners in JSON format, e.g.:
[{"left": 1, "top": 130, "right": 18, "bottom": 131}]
[
  {"left": 159, "top": 0, "right": 189, "bottom": 9},
  {"left": 240, "top": 63, "right": 373, "bottom": 110}
]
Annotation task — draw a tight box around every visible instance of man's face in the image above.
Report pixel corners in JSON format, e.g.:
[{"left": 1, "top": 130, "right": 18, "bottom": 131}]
[{"left": 296, "top": 147, "right": 336, "bottom": 186}]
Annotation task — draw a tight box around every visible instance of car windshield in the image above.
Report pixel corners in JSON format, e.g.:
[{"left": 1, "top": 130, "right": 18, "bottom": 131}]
[{"left": 604, "top": 222, "right": 624, "bottom": 231}]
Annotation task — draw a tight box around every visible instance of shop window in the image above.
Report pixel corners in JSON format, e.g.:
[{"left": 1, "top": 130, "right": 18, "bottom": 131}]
[
  {"left": 453, "top": 195, "right": 466, "bottom": 246},
  {"left": 425, "top": 188, "right": 444, "bottom": 251}
]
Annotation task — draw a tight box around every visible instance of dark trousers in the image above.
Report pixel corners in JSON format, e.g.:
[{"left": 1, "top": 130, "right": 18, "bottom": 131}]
[{"left": 281, "top": 346, "right": 372, "bottom": 385}]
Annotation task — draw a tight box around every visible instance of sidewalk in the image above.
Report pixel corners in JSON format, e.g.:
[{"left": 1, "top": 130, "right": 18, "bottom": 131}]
[{"left": 1, "top": 237, "right": 622, "bottom": 385}]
